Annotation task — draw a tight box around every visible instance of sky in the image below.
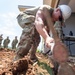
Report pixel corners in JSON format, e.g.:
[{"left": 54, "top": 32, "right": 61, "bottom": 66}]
[{"left": 0, "top": 0, "right": 43, "bottom": 47}]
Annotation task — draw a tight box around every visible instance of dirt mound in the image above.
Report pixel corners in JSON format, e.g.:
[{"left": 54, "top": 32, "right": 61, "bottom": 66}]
[
  {"left": 0, "top": 48, "right": 75, "bottom": 75},
  {"left": 0, "top": 48, "right": 54, "bottom": 75}
]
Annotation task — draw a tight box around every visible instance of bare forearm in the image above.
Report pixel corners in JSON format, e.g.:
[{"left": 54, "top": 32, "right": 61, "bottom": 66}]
[{"left": 35, "top": 22, "right": 49, "bottom": 40}]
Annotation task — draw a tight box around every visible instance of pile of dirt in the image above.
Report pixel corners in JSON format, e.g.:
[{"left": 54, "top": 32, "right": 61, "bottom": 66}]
[
  {"left": 0, "top": 48, "right": 75, "bottom": 75},
  {"left": 0, "top": 48, "right": 54, "bottom": 75}
]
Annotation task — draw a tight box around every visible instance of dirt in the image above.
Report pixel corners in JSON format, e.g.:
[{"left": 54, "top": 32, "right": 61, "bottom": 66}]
[{"left": 0, "top": 48, "right": 75, "bottom": 75}]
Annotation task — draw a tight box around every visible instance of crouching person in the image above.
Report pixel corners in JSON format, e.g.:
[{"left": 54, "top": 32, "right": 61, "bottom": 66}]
[{"left": 14, "top": 5, "right": 71, "bottom": 64}]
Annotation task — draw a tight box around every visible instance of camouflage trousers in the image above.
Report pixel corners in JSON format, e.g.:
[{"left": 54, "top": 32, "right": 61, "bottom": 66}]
[
  {"left": 0, "top": 43, "right": 1, "bottom": 47},
  {"left": 4, "top": 44, "right": 8, "bottom": 48},
  {"left": 16, "top": 23, "right": 40, "bottom": 58},
  {"left": 12, "top": 44, "right": 16, "bottom": 49}
]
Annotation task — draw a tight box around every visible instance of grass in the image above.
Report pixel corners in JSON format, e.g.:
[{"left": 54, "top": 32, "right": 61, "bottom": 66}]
[{"left": 37, "top": 60, "right": 54, "bottom": 75}]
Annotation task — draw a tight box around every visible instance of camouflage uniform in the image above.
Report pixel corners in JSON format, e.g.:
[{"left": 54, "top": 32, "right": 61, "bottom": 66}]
[
  {"left": 14, "top": 5, "right": 54, "bottom": 61},
  {"left": 12, "top": 36, "right": 18, "bottom": 49},
  {"left": 54, "top": 21, "right": 64, "bottom": 39},
  {"left": 0, "top": 34, "right": 3, "bottom": 47},
  {"left": 3, "top": 36, "right": 10, "bottom": 48}
]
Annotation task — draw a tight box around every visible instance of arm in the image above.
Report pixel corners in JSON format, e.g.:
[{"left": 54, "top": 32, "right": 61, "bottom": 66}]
[
  {"left": 42, "top": 7, "right": 60, "bottom": 42},
  {"left": 35, "top": 10, "right": 49, "bottom": 40},
  {"left": 35, "top": 9, "right": 54, "bottom": 48}
]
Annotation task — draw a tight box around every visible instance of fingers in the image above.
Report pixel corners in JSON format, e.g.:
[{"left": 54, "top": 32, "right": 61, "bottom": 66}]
[
  {"left": 46, "top": 43, "right": 51, "bottom": 48},
  {"left": 46, "top": 42, "right": 55, "bottom": 51}
]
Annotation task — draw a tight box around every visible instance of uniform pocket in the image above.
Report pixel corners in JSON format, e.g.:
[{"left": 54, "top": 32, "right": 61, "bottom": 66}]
[{"left": 17, "top": 13, "right": 35, "bottom": 29}]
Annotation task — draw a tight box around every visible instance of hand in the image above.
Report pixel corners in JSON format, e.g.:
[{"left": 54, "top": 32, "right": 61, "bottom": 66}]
[{"left": 45, "top": 37, "right": 54, "bottom": 48}]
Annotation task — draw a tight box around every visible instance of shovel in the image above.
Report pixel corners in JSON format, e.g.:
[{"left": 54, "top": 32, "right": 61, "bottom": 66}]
[{"left": 43, "top": 8, "right": 69, "bottom": 63}]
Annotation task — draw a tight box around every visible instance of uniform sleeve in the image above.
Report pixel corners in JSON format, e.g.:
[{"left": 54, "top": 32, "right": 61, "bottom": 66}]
[{"left": 39, "top": 5, "right": 51, "bottom": 10}]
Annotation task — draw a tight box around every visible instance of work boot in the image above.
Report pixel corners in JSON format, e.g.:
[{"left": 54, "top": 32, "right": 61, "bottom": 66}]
[
  {"left": 13, "top": 54, "right": 23, "bottom": 62},
  {"left": 30, "top": 54, "right": 38, "bottom": 62}
]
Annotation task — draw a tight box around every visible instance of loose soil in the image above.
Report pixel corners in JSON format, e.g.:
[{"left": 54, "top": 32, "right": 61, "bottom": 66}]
[{"left": 0, "top": 48, "right": 75, "bottom": 75}]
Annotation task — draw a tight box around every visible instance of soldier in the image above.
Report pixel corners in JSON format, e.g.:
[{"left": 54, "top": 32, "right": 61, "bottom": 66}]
[
  {"left": 14, "top": 5, "right": 72, "bottom": 63},
  {"left": 12, "top": 36, "right": 18, "bottom": 49},
  {"left": 3, "top": 36, "right": 10, "bottom": 48},
  {"left": 0, "top": 34, "right": 3, "bottom": 47}
]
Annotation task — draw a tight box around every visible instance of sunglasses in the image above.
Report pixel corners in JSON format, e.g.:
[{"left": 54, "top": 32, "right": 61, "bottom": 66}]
[{"left": 59, "top": 10, "right": 63, "bottom": 22}]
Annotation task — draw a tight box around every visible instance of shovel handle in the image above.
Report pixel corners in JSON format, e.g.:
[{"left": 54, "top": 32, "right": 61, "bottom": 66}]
[{"left": 43, "top": 8, "right": 61, "bottom": 42}]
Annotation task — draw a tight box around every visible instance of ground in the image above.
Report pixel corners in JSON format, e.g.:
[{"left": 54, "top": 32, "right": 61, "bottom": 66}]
[{"left": 0, "top": 48, "right": 75, "bottom": 75}]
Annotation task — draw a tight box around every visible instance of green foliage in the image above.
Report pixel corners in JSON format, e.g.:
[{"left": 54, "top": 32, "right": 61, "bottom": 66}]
[{"left": 37, "top": 60, "right": 54, "bottom": 75}]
